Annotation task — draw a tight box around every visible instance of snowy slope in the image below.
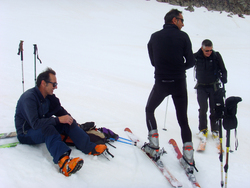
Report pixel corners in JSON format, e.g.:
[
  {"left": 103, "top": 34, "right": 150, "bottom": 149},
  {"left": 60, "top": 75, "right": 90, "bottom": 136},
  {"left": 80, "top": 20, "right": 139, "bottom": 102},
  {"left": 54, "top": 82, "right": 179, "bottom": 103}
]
[{"left": 0, "top": 0, "right": 249, "bottom": 187}]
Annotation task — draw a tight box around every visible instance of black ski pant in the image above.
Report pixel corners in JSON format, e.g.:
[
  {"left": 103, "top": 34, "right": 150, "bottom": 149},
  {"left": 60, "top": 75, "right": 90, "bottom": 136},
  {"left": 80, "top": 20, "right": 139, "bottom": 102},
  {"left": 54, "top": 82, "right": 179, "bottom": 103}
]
[
  {"left": 145, "top": 78, "right": 192, "bottom": 143},
  {"left": 197, "top": 86, "right": 218, "bottom": 132}
]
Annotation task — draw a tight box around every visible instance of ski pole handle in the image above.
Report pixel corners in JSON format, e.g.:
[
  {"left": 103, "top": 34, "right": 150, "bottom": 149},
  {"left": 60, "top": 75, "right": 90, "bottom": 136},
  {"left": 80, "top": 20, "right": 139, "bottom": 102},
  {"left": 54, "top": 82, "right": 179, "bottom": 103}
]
[
  {"left": 17, "top": 40, "right": 24, "bottom": 61},
  {"left": 33, "top": 44, "right": 37, "bottom": 55}
]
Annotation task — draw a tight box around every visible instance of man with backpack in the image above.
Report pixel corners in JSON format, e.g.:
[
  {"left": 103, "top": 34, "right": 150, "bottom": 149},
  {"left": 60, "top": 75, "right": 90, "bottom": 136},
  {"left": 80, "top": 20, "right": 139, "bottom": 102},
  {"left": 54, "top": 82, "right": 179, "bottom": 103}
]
[{"left": 194, "top": 39, "right": 227, "bottom": 139}]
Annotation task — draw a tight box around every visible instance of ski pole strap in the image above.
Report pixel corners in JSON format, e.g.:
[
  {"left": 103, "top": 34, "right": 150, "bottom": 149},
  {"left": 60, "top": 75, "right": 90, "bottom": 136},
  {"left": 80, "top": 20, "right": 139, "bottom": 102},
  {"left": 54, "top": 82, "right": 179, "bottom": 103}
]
[
  {"left": 33, "top": 44, "right": 42, "bottom": 64},
  {"left": 235, "top": 129, "right": 239, "bottom": 150}
]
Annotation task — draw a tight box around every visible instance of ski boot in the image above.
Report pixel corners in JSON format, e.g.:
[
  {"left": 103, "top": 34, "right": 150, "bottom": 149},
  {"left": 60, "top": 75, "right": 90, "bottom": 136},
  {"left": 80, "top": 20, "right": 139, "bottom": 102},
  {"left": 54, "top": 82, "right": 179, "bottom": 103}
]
[
  {"left": 180, "top": 142, "right": 197, "bottom": 173},
  {"left": 198, "top": 129, "right": 208, "bottom": 138},
  {"left": 212, "top": 130, "right": 219, "bottom": 140},
  {"left": 142, "top": 129, "right": 161, "bottom": 160},
  {"left": 197, "top": 129, "right": 208, "bottom": 143},
  {"left": 88, "top": 144, "right": 107, "bottom": 156},
  {"left": 58, "top": 154, "right": 83, "bottom": 177}
]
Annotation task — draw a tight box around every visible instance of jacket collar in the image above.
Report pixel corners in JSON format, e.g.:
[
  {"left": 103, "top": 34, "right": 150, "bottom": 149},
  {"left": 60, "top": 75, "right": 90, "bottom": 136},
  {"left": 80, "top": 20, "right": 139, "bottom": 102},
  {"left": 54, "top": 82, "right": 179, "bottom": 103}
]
[
  {"left": 197, "top": 48, "right": 215, "bottom": 60},
  {"left": 163, "top": 23, "right": 179, "bottom": 30},
  {"left": 34, "top": 86, "right": 47, "bottom": 102}
]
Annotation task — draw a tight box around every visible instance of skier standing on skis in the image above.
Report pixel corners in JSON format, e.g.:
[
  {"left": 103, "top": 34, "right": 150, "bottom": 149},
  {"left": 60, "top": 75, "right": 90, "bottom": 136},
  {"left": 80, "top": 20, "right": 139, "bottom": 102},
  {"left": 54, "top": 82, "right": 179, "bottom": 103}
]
[
  {"left": 194, "top": 39, "right": 227, "bottom": 139},
  {"left": 145, "top": 9, "right": 196, "bottom": 173},
  {"left": 15, "top": 67, "right": 107, "bottom": 177}
]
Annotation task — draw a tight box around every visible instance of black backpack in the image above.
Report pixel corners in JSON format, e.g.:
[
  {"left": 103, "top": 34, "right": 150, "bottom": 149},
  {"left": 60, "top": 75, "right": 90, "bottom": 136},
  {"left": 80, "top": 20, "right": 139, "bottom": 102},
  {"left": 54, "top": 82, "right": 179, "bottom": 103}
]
[{"left": 61, "top": 122, "right": 118, "bottom": 146}]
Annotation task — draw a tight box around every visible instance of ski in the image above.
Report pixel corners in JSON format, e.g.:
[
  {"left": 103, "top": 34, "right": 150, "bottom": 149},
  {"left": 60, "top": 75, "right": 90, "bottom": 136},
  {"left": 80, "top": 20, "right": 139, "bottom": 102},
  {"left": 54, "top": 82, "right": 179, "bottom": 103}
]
[
  {"left": 169, "top": 139, "right": 201, "bottom": 188},
  {"left": 197, "top": 134, "right": 223, "bottom": 153},
  {"left": 0, "top": 131, "right": 17, "bottom": 139},
  {"left": 0, "top": 142, "right": 19, "bottom": 148},
  {"left": 124, "top": 128, "right": 182, "bottom": 188},
  {"left": 197, "top": 136, "right": 206, "bottom": 152}
]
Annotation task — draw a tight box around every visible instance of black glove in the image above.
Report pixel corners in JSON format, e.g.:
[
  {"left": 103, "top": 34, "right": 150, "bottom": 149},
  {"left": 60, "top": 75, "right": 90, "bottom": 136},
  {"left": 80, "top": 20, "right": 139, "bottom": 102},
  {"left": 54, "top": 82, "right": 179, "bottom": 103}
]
[{"left": 220, "top": 75, "right": 227, "bottom": 84}]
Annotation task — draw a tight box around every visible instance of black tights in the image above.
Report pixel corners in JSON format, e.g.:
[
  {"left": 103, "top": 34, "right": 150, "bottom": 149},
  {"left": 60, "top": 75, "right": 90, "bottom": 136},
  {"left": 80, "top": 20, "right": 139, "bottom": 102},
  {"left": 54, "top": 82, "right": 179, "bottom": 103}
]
[{"left": 145, "top": 79, "right": 192, "bottom": 143}]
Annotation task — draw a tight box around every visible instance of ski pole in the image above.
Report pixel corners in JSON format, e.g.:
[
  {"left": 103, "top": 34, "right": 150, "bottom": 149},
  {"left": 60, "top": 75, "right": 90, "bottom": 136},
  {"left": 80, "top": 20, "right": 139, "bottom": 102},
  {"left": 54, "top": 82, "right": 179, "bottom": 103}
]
[
  {"left": 17, "top": 40, "right": 24, "bottom": 93},
  {"left": 224, "top": 130, "right": 230, "bottom": 188},
  {"left": 33, "top": 44, "right": 37, "bottom": 85},
  {"left": 33, "top": 44, "right": 42, "bottom": 86},
  {"left": 218, "top": 119, "right": 224, "bottom": 187},
  {"left": 109, "top": 138, "right": 135, "bottom": 146},
  {"left": 119, "top": 136, "right": 133, "bottom": 142},
  {"left": 163, "top": 95, "right": 169, "bottom": 131},
  {"left": 214, "top": 83, "right": 226, "bottom": 187}
]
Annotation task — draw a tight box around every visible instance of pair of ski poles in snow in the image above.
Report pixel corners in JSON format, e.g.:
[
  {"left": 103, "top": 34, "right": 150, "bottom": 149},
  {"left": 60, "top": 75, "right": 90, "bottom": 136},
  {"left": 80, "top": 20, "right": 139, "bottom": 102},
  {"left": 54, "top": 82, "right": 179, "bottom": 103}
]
[
  {"left": 215, "top": 84, "right": 242, "bottom": 188},
  {"left": 17, "top": 40, "right": 42, "bottom": 93}
]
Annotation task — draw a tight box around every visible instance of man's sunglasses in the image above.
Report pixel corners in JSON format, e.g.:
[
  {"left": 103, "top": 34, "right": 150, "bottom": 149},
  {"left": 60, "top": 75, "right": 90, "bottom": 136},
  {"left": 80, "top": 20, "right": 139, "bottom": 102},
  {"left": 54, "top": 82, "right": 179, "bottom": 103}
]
[
  {"left": 46, "top": 81, "right": 58, "bottom": 87},
  {"left": 205, "top": 50, "right": 213, "bottom": 52},
  {"left": 176, "top": 17, "right": 184, "bottom": 23}
]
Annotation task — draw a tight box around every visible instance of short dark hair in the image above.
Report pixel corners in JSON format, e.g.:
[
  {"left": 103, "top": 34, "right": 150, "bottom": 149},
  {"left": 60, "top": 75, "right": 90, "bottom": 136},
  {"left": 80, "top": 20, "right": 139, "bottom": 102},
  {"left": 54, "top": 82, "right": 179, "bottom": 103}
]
[
  {"left": 36, "top": 67, "right": 56, "bottom": 87},
  {"left": 164, "top": 9, "right": 182, "bottom": 24},
  {"left": 202, "top": 39, "right": 213, "bottom": 48}
]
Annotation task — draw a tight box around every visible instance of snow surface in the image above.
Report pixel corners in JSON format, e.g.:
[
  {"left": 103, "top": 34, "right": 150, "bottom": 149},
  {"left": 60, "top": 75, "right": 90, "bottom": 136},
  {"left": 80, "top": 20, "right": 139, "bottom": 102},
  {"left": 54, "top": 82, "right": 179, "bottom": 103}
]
[{"left": 0, "top": 0, "right": 250, "bottom": 187}]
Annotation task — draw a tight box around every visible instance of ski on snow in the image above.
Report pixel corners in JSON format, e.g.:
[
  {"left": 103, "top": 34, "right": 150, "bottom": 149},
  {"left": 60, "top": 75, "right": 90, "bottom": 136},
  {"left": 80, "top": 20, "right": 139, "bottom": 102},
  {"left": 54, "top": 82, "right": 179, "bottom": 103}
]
[
  {"left": 197, "top": 134, "right": 223, "bottom": 154},
  {"left": 197, "top": 136, "right": 206, "bottom": 152},
  {"left": 169, "top": 139, "right": 201, "bottom": 188},
  {"left": 0, "top": 142, "right": 19, "bottom": 148},
  {"left": 0, "top": 131, "right": 19, "bottom": 148},
  {"left": 0, "top": 131, "right": 17, "bottom": 139},
  {"left": 124, "top": 128, "right": 182, "bottom": 188}
]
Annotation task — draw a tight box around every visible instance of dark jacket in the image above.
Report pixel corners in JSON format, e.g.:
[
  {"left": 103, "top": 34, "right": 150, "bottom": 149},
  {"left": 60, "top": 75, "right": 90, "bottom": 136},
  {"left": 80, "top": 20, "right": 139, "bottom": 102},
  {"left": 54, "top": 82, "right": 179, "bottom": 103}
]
[
  {"left": 148, "top": 24, "right": 195, "bottom": 80},
  {"left": 194, "top": 49, "right": 227, "bottom": 85},
  {"left": 15, "top": 86, "right": 69, "bottom": 135}
]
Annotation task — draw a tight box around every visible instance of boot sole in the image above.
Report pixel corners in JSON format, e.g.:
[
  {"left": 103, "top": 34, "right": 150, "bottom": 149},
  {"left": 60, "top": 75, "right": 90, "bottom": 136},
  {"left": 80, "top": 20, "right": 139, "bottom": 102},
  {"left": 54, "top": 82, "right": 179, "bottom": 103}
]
[{"left": 68, "top": 160, "right": 84, "bottom": 176}]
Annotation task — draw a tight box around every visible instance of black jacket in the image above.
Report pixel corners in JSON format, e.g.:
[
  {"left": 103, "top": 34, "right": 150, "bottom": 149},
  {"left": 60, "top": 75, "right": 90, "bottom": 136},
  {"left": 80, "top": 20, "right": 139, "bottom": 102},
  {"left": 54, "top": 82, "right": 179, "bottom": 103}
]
[
  {"left": 148, "top": 24, "right": 195, "bottom": 80},
  {"left": 194, "top": 49, "right": 227, "bottom": 85}
]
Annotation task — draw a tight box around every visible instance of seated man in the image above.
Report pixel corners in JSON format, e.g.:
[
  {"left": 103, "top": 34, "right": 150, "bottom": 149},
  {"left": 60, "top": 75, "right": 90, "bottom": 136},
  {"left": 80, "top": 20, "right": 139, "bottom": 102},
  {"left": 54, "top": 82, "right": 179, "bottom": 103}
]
[{"left": 15, "top": 67, "right": 106, "bottom": 177}]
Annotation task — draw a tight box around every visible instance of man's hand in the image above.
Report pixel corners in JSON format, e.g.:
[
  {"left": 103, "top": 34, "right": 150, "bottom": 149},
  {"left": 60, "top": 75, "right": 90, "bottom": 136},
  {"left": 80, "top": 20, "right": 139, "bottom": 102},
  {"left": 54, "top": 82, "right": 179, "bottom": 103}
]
[{"left": 58, "top": 115, "right": 74, "bottom": 125}]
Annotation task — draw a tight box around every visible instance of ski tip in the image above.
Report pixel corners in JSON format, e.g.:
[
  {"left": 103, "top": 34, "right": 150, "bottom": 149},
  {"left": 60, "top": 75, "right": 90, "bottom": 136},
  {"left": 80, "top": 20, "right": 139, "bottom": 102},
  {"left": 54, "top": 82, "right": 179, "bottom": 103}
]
[
  {"left": 168, "top": 138, "right": 176, "bottom": 145},
  {"left": 124, "top": 128, "right": 132, "bottom": 133}
]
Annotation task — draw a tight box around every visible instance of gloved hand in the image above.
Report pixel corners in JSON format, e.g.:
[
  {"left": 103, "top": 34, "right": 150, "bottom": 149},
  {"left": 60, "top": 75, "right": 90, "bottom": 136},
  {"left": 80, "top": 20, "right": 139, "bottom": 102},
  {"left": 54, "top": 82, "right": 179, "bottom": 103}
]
[{"left": 220, "top": 75, "right": 227, "bottom": 84}]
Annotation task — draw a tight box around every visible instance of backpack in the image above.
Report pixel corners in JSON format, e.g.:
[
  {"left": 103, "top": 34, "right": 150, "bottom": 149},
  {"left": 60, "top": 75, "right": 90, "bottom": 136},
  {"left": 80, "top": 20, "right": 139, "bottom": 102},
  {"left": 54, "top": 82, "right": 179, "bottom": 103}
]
[{"left": 61, "top": 122, "right": 119, "bottom": 148}]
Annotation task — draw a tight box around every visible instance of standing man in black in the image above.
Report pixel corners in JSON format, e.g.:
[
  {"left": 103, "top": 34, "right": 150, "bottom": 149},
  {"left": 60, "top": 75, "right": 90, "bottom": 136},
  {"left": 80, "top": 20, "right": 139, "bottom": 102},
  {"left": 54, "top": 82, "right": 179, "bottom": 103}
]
[
  {"left": 144, "top": 9, "right": 195, "bottom": 174},
  {"left": 194, "top": 39, "right": 227, "bottom": 139}
]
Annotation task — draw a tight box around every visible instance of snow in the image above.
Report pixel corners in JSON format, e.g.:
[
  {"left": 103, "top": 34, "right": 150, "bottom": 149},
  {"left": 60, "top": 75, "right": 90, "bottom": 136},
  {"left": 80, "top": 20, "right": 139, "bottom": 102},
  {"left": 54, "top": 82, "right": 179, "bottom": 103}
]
[{"left": 0, "top": 0, "right": 249, "bottom": 187}]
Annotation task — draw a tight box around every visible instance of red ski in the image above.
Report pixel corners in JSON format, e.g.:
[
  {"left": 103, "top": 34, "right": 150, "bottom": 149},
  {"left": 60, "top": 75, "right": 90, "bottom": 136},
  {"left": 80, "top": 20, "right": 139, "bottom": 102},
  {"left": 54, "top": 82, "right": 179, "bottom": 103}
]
[
  {"left": 169, "top": 139, "right": 201, "bottom": 188},
  {"left": 124, "top": 128, "right": 182, "bottom": 188}
]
